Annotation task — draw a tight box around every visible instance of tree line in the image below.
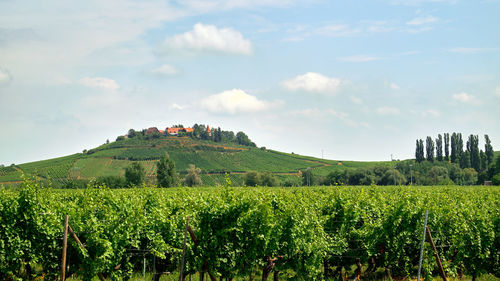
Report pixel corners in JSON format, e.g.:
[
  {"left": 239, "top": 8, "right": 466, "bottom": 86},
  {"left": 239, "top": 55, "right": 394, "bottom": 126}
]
[{"left": 415, "top": 133, "right": 494, "bottom": 172}]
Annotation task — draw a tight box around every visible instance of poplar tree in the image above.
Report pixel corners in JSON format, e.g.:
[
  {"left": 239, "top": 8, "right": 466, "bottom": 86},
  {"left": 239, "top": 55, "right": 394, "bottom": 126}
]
[
  {"left": 451, "top": 133, "right": 457, "bottom": 163},
  {"left": 480, "top": 150, "right": 487, "bottom": 171},
  {"left": 415, "top": 139, "right": 424, "bottom": 163},
  {"left": 485, "top": 135, "right": 494, "bottom": 165},
  {"left": 467, "top": 134, "right": 480, "bottom": 171},
  {"left": 444, "top": 133, "right": 450, "bottom": 161},
  {"left": 457, "top": 133, "right": 464, "bottom": 164},
  {"left": 436, "top": 134, "right": 443, "bottom": 161},
  {"left": 426, "top": 136, "right": 435, "bottom": 162}
]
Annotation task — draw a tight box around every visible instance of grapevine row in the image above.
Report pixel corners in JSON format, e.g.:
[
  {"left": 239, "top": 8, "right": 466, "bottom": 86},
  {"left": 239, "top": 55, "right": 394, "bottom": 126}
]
[{"left": 0, "top": 180, "right": 498, "bottom": 280}]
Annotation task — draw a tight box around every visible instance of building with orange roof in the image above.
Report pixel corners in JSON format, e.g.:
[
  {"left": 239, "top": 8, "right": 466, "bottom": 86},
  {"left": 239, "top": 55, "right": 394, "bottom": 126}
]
[{"left": 146, "top": 127, "right": 160, "bottom": 135}]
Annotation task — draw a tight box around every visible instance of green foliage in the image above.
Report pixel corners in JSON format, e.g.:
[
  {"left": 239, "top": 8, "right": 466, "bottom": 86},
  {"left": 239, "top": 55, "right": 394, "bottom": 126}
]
[
  {"left": 125, "top": 162, "right": 145, "bottom": 186},
  {"left": 156, "top": 154, "right": 177, "bottom": 187},
  {"left": 243, "top": 171, "right": 279, "bottom": 187},
  {"left": 436, "top": 134, "right": 443, "bottom": 161},
  {"left": 259, "top": 172, "right": 278, "bottom": 187},
  {"left": 462, "top": 168, "right": 478, "bottom": 185},
  {"left": 416, "top": 139, "right": 425, "bottom": 163},
  {"left": 236, "top": 131, "right": 255, "bottom": 147},
  {"left": 426, "top": 136, "right": 435, "bottom": 162},
  {"left": 96, "top": 175, "right": 127, "bottom": 188},
  {"left": 444, "top": 133, "right": 450, "bottom": 161},
  {"left": 492, "top": 174, "right": 500, "bottom": 185},
  {"left": 485, "top": 135, "right": 494, "bottom": 165},
  {"left": 184, "top": 164, "right": 202, "bottom": 187},
  {"left": 467, "top": 134, "right": 480, "bottom": 171},
  {"left": 323, "top": 170, "right": 345, "bottom": 185},
  {"left": 301, "top": 167, "right": 314, "bottom": 186},
  {"left": 244, "top": 171, "right": 260, "bottom": 187},
  {"left": 1, "top": 182, "right": 499, "bottom": 280}
]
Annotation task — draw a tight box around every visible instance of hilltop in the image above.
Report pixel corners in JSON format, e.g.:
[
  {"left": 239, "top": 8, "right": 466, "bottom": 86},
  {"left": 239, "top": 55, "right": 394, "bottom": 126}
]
[{"left": 0, "top": 126, "right": 389, "bottom": 187}]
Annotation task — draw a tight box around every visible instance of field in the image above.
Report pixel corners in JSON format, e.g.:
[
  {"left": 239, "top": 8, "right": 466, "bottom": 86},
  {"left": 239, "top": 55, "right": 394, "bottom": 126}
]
[
  {"left": 0, "top": 136, "right": 391, "bottom": 185},
  {"left": 1, "top": 180, "right": 499, "bottom": 280}
]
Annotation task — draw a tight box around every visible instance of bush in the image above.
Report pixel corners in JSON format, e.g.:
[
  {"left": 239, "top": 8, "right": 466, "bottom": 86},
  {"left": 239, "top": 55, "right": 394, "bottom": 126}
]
[
  {"left": 184, "top": 164, "right": 202, "bottom": 187},
  {"left": 244, "top": 171, "right": 260, "bottom": 187},
  {"left": 260, "top": 172, "right": 278, "bottom": 187},
  {"left": 96, "top": 176, "right": 127, "bottom": 188},
  {"left": 492, "top": 174, "right": 500, "bottom": 185},
  {"left": 125, "top": 162, "right": 145, "bottom": 186}
]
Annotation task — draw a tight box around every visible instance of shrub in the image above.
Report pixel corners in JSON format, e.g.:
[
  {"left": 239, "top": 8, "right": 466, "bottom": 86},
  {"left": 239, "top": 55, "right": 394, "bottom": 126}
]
[{"left": 492, "top": 174, "right": 500, "bottom": 185}]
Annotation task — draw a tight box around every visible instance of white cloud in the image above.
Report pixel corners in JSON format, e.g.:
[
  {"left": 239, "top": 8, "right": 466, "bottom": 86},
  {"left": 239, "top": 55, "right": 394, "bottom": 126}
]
[
  {"left": 377, "top": 106, "right": 400, "bottom": 115},
  {"left": 389, "top": 82, "right": 400, "bottom": 90},
  {"left": 292, "top": 108, "right": 344, "bottom": 118},
  {"left": 292, "top": 108, "right": 358, "bottom": 127},
  {"left": 151, "top": 64, "right": 179, "bottom": 77},
  {"left": 200, "top": 89, "right": 278, "bottom": 114},
  {"left": 170, "top": 103, "right": 185, "bottom": 110},
  {"left": 406, "top": 15, "right": 438, "bottom": 26},
  {"left": 162, "top": 23, "right": 252, "bottom": 55},
  {"left": 281, "top": 72, "right": 342, "bottom": 94},
  {"left": 338, "top": 55, "right": 380, "bottom": 62},
  {"left": 0, "top": 67, "right": 12, "bottom": 86},
  {"left": 421, "top": 109, "right": 440, "bottom": 117},
  {"left": 448, "top": 47, "right": 500, "bottom": 54},
  {"left": 366, "top": 21, "right": 394, "bottom": 33},
  {"left": 452, "top": 92, "right": 481, "bottom": 105},
  {"left": 315, "top": 24, "right": 361, "bottom": 37},
  {"left": 79, "top": 77, "right": 119, "bottom": 90},
  {"left": 350, "top": 96, "right": 363, "bottom": 104}
]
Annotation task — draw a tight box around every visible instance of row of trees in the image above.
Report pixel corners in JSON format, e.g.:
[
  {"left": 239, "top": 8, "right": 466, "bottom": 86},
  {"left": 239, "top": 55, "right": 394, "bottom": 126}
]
[{"left": 415, "top": 133, "right": 494, "bottom": 172}]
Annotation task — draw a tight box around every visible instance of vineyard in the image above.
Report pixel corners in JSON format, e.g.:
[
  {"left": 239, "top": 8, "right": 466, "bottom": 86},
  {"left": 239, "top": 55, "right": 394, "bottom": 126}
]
[
  {"left": 0, "top": 180, "right": 499, "bottom": 280},
  {"left": 1, "top": 136, "right": 381, "bottom": 186}
]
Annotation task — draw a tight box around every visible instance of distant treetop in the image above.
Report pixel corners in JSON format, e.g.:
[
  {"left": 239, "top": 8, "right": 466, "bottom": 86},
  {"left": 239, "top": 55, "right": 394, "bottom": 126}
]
[{"left": 116, "top": 123, "right": 256, "bottom": 147}]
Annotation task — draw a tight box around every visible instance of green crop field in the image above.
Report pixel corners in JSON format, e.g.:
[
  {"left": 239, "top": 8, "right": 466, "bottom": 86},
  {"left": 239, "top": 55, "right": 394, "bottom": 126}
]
[{"left": 1, "top": 180, "right": 499, "bottom": 280}]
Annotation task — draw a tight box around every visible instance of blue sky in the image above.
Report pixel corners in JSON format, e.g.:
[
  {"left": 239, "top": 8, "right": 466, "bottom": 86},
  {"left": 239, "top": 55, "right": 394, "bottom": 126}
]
[{"left": 1, "top": 0, "right": 499, "bottom": 164}]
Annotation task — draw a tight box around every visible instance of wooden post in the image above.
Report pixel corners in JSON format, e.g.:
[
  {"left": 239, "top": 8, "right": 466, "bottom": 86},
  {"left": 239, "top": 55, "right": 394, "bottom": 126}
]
[
  {"left": 68, "top": 225, "right": 84, "bottom": 248},
  {"left": 385, "top": 266, "right": 392, "bottom": 280},
  {"left": 60, "top": 215, "right": 69, "bottom": 281},
  {"left": 425, "top": 226, "right": 447, "bottom": 281},
  {"left": 68, "top": 224, "right": 107, "bottom": 280},
  {"left": 354, "top": 258, "right": 362, "bottom": 281},
  {"left": 179, "top": 217, "right": 190, "bottom": 281}
]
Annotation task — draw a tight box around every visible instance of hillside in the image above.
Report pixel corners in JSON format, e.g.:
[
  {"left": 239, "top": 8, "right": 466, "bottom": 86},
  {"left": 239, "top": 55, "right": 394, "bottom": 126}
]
[{"left": 0, "top": 135, "right": 390, "bottom": 186}]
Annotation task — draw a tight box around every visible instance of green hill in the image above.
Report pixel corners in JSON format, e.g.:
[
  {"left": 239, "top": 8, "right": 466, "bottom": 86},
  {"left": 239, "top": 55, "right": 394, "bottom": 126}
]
[{"left": 0, "top": 135, "right": 390, "bottom": 186}]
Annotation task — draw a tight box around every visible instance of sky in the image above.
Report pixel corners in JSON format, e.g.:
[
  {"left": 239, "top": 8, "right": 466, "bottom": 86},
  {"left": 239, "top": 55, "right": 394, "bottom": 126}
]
[{"left": 1, "top": 0, "right": 499, "bottom": 165}]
